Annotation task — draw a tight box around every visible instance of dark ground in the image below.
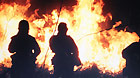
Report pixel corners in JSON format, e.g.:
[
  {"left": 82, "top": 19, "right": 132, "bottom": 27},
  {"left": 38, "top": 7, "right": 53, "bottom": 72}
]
[{"left": 0, "top": 63, "right": 123, "bottom": 78}]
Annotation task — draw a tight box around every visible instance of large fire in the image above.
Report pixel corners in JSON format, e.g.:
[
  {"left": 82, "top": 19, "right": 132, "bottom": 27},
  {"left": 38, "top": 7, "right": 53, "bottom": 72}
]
[{"left": 0, "top": 0, "right": 139, "bottom": 75}]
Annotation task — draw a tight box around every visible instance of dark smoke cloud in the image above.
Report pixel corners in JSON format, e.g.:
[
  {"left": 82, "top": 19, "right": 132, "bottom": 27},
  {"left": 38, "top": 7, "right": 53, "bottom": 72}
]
[
  {"left": 0, "top": 0, "right": 77, "bottom": 17},
  {"left": 27, "top": 0, "right": 77, "bottom": 16}
]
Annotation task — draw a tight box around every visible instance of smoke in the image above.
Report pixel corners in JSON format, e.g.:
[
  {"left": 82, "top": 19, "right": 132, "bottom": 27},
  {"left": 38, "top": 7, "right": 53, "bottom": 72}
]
[
  {"left": 27, "top": 0, "right": 77, "bottom": 16},
  {"left": 0, "top": 0, "right": 77, "bottom": 17},
  {"left": 0, "top": 0, "right": 114, "bottom": 21}
]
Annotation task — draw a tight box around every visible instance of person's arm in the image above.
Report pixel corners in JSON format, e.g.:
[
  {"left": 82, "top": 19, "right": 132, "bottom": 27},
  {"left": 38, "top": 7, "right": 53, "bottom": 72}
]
[
  {"left": 33, "top": 38, "right": 41, "bottom": 57},
  {"left": 69, "top": 36, "right": 81, "bottom": 66},
  {"left": 8, "top": 38, "right": 16, "bottom": 53},
  {"left": 69, "top": 36, "right": 79, "bottom": 56},
  {"left": 49, "top": 36, "right": 56, "bottom": 53},
  {"left": 122, "top": 48, "right": 128, "bottom": 59}
]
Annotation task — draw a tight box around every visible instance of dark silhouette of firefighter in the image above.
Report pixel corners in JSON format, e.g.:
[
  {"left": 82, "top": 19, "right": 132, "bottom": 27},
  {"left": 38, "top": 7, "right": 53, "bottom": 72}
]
[
  {"left": 121, "top": 1, "right": 140, "bottom": 77},
  {"left": 49, "top": 22, "right": 81, "bottom": 78},
  {"left": 122, "top": 27, "right": 140, "bottom": 78},
  {"left": 8, "top": 20, "right": 41, "bottom": 78}
]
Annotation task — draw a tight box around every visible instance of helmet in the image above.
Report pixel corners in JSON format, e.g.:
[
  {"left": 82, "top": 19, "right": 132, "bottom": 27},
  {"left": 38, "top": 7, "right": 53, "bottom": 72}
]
[
  {"left": 18, "top": 20, "right": 29, "bottom": 31},
  {"left": 58, "top": 22, "right": 68, "bottom": 32}
]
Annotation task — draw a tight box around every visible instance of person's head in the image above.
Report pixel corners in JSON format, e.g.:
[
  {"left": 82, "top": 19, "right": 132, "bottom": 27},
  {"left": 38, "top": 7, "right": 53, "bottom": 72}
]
[
  {"left": 18, "top": 20, "right": 29, "bottom": 34},
  {"left": 58, "top": 22, "right": 68, "bottom": 35}
]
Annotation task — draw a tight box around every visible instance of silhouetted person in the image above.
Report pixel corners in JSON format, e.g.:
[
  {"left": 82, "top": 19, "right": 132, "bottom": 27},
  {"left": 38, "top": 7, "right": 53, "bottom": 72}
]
[
  {"left": 122, "top": 26, "right": 140, "bottom": 78},
  {"left": 49, "top": 22, "right": 81, "bottom": 78},
  {"left": 8, "top": 20, "right": 41, "bottom": 78}
]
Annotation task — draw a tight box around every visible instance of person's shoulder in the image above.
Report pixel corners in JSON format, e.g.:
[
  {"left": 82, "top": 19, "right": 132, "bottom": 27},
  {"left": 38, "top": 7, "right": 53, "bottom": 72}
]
[
  {"left": 65, "top": 35, "right": 76, "bottom": 42},
  {"left": 49, "top": 35, "right": 56, "bottom": 41},
  {"left": 11, "top": 35, "right": 18, "bottom": 40},
  {"left": 52, "top": 35, "right": 57, "bottom": 38},
  {"left": 50, "top": 35, "right": 58, "bottom": 39},
  {"left": 124, "top": 41, "right": 140, "bottom": 51},
  {"left": 28, "top": 35, "right": 35, "bottom": 38},
  {"left": 28, "top": 35, "right": 36, "bottom": 40},
  {"left": 130, "top": 42, "right": 140, "bottom": 47},
  {"left": 66, "top": 35, "right": 73, "bottom": 40},
  {"left": 66, "top": 35, "right": 71, "bottom": 38}
]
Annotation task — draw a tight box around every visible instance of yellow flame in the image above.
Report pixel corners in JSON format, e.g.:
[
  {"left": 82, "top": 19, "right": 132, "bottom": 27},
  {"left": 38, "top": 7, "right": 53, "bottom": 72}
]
[{"left": 0, "top": 0, "right": 139, "bottom": 75}]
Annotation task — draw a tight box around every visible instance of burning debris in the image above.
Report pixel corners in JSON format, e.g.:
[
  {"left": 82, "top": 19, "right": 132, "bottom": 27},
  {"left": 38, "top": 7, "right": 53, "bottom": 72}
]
[{"left": 0, "top": 0, "right": 139, "bottom": 77}]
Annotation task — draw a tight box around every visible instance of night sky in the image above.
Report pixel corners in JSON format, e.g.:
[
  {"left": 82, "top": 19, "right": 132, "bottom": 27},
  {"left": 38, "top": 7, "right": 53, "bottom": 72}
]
[{"left": 106, "top": 0, "right": 140, "bottom": 33}]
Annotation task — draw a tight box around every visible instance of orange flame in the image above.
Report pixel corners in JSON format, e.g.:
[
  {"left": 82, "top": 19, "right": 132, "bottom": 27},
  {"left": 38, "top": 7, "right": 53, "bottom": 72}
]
[{"left": 0, "top": 0, "right": 139, "bottom": 75}]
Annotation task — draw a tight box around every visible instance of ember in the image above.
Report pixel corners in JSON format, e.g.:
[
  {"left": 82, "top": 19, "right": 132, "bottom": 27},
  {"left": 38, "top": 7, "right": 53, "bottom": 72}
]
[{"left": 0, "top": 0, "right": 139, "bottom": 75}]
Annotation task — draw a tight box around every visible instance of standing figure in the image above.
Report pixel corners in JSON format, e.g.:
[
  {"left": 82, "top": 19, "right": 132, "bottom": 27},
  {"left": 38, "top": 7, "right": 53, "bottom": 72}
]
[
  {"left": 49, "top": 22, "right": 81, "bottom": 78},
  {"left": 122, "top": 41, "right": 140, "bottom": 78},
  {"left": 8, "top": 20, "right": 41, "bottom": 78},
  {"left": 122, "top": 2, "right": 140, "bottom": 77},
  {"left": 122, "top": 26, "right": 140, "bottom": 78}
]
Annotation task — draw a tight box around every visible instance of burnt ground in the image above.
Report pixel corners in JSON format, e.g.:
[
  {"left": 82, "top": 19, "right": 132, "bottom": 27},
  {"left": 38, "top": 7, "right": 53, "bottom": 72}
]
[{"left": 0, "top": 63, "right": 123, "bottom": 78}]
